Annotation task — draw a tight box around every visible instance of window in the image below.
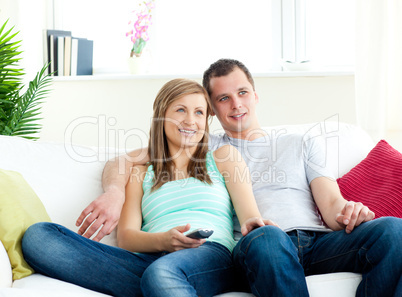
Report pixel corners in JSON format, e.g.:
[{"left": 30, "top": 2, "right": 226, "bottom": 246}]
[
  {"left": 305, "top": 0, "right": 355, "bottom": 69},
  {"left": 53, "top": 0, "right": 355, "bottom": 75},
  {"left": 149, "top": 0, "right": 275, "bottom": 74}
]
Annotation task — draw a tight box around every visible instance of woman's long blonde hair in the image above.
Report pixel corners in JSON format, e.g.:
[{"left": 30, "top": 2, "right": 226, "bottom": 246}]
[{"left": 148, "top": 78, "right": 212, "bottom": 191}]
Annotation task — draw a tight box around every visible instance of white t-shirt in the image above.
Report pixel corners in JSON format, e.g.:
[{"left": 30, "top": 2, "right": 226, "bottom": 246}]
[{"left": 209, "top": 127, "right": 334, "bottom": 237}]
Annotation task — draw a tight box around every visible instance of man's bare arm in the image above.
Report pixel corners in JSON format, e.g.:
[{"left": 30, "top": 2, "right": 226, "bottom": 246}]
[
  {"left": 311, "top": 177, "right": 374, "bottom": 233},
  {"left": 76, "top": 147, "right": 149, "bottom": 241}
]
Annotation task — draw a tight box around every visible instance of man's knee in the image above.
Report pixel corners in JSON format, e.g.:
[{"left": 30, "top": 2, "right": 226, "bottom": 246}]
[
  {"left": 237, "top": 225, "right": 290, "bottom": 254},
  {"left": 376, "top": 216, "right": 402, "bottom": 232},
  {"left": 372, "top": 217, "right": 402, "bottom": 249}
]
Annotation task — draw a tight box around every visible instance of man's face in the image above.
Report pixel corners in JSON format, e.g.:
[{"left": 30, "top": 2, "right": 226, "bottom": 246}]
[{"left": 209, "top": 68, "right": 260, "bottom": 138}]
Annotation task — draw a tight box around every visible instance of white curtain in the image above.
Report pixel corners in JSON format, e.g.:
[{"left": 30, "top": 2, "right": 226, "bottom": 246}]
[{"left": 355, "top": 0, "right": 402, "bottom": 147}]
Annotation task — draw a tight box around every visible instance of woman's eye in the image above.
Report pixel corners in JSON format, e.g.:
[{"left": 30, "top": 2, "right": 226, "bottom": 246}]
[
  {"left": 177, "top": 108, "right": 185, "bottom": 112},
  {"left": 196, "top": 110, "right": 204, "bottom": 115}
]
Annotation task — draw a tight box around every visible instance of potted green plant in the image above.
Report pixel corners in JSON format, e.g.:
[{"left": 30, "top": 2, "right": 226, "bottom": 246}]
[{"left": 0, "top": 19, "right": 52, "bottom": 140}]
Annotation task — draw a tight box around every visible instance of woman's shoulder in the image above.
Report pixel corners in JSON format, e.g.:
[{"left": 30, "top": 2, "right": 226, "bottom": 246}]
[
  {"left": 212, "top": 145, "right": 241, "bottom": 162},
  {"left": 212, "top": 145, "right": 243, "bottom": 174}
]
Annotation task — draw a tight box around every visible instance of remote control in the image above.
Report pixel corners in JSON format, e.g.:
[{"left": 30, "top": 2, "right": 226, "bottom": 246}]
[{"left": 186, "top": 228, "right": 214, "bottom": 239}]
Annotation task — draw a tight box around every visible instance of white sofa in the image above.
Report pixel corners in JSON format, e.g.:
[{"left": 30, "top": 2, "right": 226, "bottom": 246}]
[{"left": 0, "top": 121, "right": 375, "bottom": 297}]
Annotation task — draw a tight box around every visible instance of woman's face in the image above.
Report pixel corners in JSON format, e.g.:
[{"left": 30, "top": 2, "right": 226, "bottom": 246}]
[{"left": 163, "top": 93, "right": 208, "bottom": 152}]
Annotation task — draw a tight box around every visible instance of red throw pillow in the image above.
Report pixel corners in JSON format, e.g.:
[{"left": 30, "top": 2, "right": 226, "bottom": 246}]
[{"left": 337, "top": 140, "right": 402, "bottom": 218}]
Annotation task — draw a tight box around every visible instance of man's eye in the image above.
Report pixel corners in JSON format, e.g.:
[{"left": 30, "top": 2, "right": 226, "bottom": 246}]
[
  {"left": 239, "top": 91, "right": 247, "bottom": 95},
  {"left": 219, "top": 96, "right": 229, "bottom": 102}
]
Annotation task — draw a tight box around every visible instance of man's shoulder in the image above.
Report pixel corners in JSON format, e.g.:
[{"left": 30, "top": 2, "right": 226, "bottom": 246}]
[
  {"left": 208, "top": 132, "right": 228, "bottom": 150},
  {"left": 209, "top": 132, "right": 225, "bottom": 141}
]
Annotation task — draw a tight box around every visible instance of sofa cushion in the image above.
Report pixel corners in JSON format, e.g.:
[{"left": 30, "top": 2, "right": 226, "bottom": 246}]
[
  {"left": 337, "top": 140, "right": 402, "bottom": 218},
  {"left": 12, "top": 274, "right": 111, "bottom": 296},
  {"left": 15, "top": 272, "right": 362, "bottom": 297},
  {"left": 0, "top": 240, "right": 12, "bottom": 288},
  {"left": 0, "top": 169, "right": 51, "bottom": 280}
]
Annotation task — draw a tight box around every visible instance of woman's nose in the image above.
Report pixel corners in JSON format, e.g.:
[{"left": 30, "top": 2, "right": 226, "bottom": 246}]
[{"left": 183, "top": 113, "right": 195, "bottom": 125}]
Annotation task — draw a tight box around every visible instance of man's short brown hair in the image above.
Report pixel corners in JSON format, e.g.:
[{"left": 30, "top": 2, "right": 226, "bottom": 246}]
[{"left": 202, "top": 59, "right": 255, "bottom": 97}]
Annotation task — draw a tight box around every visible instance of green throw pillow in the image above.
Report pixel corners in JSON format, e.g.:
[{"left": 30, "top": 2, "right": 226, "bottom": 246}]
[{"left": 0, "top": 168, "right": 51, "bottom": 280}]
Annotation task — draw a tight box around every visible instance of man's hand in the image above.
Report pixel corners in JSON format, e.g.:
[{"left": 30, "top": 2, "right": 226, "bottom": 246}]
[
  {"left": 76, "top": 187, "right": 125, "bottom": 241},
  {"left": 241, "top": 217, "right": 279, "bottom": 236},
  {"left": 336, "top": 201, "right": 375, "bottom": 234}
]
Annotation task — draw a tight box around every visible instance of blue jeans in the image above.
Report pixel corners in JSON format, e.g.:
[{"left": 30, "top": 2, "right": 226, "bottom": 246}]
[
  {"left": 22, "top": 222, "right": 235, "bottom": 297},
  {"left": 233, "top": 217, "right": 402, "bottom": 297}
]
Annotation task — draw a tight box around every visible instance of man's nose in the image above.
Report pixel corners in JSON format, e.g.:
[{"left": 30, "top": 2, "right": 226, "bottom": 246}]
[{"left": 231, "top": 96, "right": 242, "bottom": 109}]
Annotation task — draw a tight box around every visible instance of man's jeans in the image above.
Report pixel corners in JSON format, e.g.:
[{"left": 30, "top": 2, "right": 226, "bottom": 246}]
[
  {"left": 22, "top": 222, "right": 235, "bottom": 297},
  {"left": 233, "top": 217, "right": 402, "bottom": 297}
]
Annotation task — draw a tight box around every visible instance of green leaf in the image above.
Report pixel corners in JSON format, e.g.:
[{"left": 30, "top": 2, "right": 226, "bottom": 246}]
[{"left": 0, "top": 20, "right": 52, "bottom": 140}]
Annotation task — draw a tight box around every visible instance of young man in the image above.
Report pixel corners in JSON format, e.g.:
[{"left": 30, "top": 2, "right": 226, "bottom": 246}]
[{"left": 77, "top": 59, "right": 402, "bottom": 296}]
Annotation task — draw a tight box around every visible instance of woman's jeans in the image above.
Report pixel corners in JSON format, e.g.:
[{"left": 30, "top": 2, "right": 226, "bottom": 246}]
[
  {"left": 233, "top": 217, "right": 402, "bottom": 297},
  {"left": 22, "top": 222, "right": 235, "bottom": 297}
]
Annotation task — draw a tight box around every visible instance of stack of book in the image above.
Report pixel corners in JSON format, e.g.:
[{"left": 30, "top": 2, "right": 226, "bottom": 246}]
[{"left": 44, "top": 30, "right": 94, "bottom": 76}]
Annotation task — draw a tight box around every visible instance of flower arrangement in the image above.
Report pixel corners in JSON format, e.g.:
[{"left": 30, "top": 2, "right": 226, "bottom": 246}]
[{"left": 126, "top": 0, "right": 155, "bottom": 58}]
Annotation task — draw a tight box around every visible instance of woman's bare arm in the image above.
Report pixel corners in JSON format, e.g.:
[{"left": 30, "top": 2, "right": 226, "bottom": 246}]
[{"left": 214, "top": 145, "right": 278, "bottom": 236}]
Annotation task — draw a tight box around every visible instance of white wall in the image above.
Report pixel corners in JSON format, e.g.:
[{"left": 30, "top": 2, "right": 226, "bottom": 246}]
[
  {"left": 39, "top": 74, "right": 356, "bottom": 151},
  {"left": 0, "top": 0, "right": 359, "bottom": 152}
]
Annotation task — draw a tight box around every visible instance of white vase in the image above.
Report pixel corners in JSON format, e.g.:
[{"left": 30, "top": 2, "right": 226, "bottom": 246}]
[{"left": 127, "top": 56, "right": 143, "bottom": 74}]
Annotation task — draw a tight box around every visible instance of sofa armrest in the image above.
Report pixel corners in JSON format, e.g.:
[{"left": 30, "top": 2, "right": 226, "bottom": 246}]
[{"left": 0, "top": 240, "right": 13, "bottom": 287}]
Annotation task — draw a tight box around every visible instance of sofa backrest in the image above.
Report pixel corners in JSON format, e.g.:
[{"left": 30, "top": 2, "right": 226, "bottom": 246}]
[
  {"left": 0, "top": 122, "right": 374, "bottom": 247},
  {"left": 0, "top": 136, "right": 120, "bottom": 246},
  {"left": 262, "top": 121, "right": 374, "bottom": 178}
]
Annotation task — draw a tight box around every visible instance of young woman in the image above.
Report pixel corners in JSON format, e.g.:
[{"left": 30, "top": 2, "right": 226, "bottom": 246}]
[{"left": 22, "top": 78, "right": 266, "bottom": 297}]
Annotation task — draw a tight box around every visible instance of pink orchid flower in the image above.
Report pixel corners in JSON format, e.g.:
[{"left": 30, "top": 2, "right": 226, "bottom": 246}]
[{"left": 127, "top": 0, "right": 155, "bottom": 56}]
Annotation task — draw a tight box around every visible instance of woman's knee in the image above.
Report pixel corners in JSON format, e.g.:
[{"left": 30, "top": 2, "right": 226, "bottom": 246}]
[
  {"left": 22, "top": 222, "right": 54, "bottom": 252},
  {"left": 143, "top": 259, "right": 176, "bottom": 280},
  {"left": 141, "top": 260, "right": 177, "bottom": 294}
]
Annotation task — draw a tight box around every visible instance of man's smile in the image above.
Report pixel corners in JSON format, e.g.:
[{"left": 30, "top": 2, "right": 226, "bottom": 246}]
[{"left": 230, "top": 112, "right": 246, "bottom": 120}]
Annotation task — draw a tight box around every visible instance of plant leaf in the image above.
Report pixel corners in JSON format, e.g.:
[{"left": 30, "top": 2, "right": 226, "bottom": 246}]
[{"left": 0, "top": 20, "right": 52, "bottom": 140}]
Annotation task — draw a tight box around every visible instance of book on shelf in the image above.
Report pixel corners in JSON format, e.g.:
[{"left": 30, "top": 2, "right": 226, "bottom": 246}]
[
  {"left": 44, "top": 30, "right": 72, "bottom": 76},
  {"left": 57, "top": 36, "right": 64, "bottom": 76},
  {"left": 70, "top": 38, "right": 93, "bottom": 76},
  {"left": 64, "top": 36, "right": 72, "bottom": 76},
  {"left": 44, "top": 29, "right": 93, "bottom": 76}
]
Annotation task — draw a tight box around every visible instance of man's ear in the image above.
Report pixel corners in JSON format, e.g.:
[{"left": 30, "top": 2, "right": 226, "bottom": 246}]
[
  {"left": 254, "top": 92, "right": 259, "bottom": 104},
  {"left": 210, "top": 106, "right": 216, "bottom": 116}
]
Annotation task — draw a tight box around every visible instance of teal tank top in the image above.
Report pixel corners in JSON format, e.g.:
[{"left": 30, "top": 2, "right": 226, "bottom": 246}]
[{"left": 141, "top": 151, "right": 235, "bottom": 251}]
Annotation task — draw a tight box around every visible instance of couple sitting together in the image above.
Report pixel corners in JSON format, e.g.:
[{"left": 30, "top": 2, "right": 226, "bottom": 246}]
[{"left": 22, "top": 59, "right": 402, "bottom": 297}]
